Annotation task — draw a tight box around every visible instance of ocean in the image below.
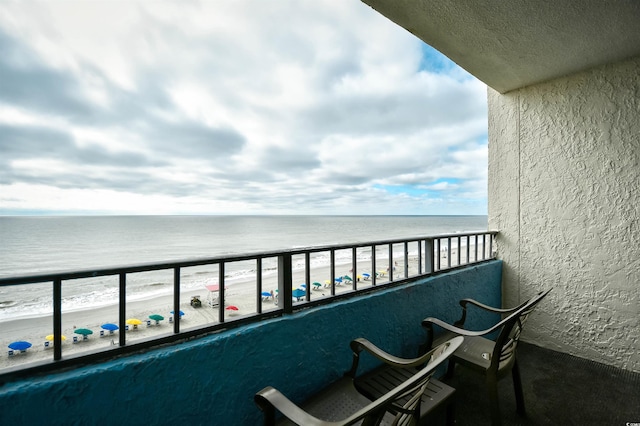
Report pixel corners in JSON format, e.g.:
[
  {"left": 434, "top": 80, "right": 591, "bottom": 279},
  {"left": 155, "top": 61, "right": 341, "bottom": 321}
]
[{"left": 0, "top": 215, "right": 487, "bottom": 320}]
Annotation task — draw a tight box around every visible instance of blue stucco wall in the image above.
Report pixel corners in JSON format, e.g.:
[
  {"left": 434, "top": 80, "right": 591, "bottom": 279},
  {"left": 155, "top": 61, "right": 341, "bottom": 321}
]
[{"left": 0, "top": 260, "right": 501, "bottom": 425}]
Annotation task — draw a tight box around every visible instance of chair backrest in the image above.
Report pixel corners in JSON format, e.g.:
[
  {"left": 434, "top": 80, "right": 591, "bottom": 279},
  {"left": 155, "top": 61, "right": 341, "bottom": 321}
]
[
  {"left": 490, "top": 289, "right": 551, "bottom": 374},
  {"left": 357, "top": 336, "right": 463, "bottom": 426}
]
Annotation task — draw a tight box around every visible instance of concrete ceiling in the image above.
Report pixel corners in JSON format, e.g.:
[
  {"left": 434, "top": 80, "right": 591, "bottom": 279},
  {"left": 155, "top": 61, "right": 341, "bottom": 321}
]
[{"left": 361, "top": 0, "right": 640, "bottom": 93}]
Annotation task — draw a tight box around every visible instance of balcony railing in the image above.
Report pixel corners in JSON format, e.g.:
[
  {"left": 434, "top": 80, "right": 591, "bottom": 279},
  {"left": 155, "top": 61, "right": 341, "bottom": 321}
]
[{"left": 0, "top": 231, "right": 496, "bottom": 380}]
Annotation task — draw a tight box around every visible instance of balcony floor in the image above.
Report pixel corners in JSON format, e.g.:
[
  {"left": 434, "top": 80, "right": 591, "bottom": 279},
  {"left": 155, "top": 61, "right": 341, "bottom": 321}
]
[{"left": 437, "top": 342, "right": 640, "bottom": 425}]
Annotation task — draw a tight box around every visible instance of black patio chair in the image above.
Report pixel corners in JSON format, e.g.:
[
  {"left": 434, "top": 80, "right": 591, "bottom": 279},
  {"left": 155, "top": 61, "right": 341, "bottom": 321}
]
[
  {"left": 421, "top": 289, "right": 551, "bottom": 426},
  {"left": 254, "top": 336, "right": 463, "bottom": 426}
]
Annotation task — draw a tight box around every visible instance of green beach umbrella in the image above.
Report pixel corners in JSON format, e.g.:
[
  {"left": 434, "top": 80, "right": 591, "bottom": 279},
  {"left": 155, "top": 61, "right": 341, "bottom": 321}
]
[{"left": 74, "top": 328, "right": 93, "bottom": 336}]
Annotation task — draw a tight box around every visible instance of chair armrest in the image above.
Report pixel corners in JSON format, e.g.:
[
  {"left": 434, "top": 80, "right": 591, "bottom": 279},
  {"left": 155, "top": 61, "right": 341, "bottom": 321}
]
[
  {"left": 255, "top": 386, "right": 331, "bottom": 426},
  {"left": 422, "top": 315, "right": 511, "bottom": 338},
  {"left": 346, "top": 337, "right": 434, "bottom": 377},
  {"left": 459, "top": 298, "right": 524, "bottom": 315},
  {"left": 351, "top": 338, "right": 433, "bottom": 368}
]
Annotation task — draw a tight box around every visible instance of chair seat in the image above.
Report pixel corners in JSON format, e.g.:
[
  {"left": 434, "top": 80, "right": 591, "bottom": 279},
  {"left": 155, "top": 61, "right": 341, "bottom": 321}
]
[
  {"left": 452, "top": 336, "right": 494, "bottom": 371},
  {"left": 277, "top": 376, "right": 394, "bottom": 425},
  {"left": 355, "top": 364, "right": 456, "bottom": 422}
]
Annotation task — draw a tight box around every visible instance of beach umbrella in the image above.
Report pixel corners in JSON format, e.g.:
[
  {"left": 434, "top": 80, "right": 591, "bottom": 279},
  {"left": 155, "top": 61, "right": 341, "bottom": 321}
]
[
  {"left": 343, "top": 275, "right": 353, "bottom": 282},
  {"left": 126, "top": 318, "right": 142, "bottom": 327},
  {"left": 362, "top": 273, "right": 371, "bottom": 279},
  {"left": 335, "top": 277, "right": 343, "bottom": 283},
  {"left": 205, "top": 284, "right": 221, "bottom": 292},
  {"left": 261, "top": 291, "right": 271, "bottom": 297},
  {"left": 292, "top": 289, "right": 306, "bottom": 300},
  {"left": 149, "top": 314, "right": 164, "bottom": 321},
  {"left": 226, "top": 305, "right": 239, "bottom": 311},
  {"left": 45, "top": 334, "right": 67, "bottom": 341},
  {"left": 8, "top": 341, "right": 32, "bottom": 351},
  {"left": 312, "top": 282, "right": 322, "bottom": 288},
  {"left": 74, "top": 328, "right": 93, "bottom": 336},
  {"left": 170, "top": 310, "right": 185, "bottom": 317},
  {"left": 299, "top": 283, "right": 307, "bottom": 289},
  {"left": 101, "top": 323, "right": 119, "bottom": 332}
]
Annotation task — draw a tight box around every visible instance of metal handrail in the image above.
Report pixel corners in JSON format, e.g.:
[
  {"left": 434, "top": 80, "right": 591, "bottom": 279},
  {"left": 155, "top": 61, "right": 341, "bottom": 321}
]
[{"left": 0, "top": 231, "right": 497, "bottom": 381}]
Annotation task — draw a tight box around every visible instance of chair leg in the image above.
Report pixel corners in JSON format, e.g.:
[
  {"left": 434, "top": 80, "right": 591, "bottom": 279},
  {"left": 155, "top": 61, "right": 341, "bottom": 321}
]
[
  {"left": 445, "top": 359, "right": 456, "bottom": 380},
  {"left": 512, "top": 359, "right": 526, "bottom": 416},
  {"left": 445, "top": 396, "right": 456, "bottom": 426},
  {"left": 486, "top": 376, "right": 502, "bottom": 426}
]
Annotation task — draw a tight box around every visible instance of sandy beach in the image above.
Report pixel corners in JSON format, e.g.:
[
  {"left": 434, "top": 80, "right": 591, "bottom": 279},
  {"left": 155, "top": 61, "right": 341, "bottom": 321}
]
[{"left": 1, "top": 248, "right": 474, "bottom": 373}]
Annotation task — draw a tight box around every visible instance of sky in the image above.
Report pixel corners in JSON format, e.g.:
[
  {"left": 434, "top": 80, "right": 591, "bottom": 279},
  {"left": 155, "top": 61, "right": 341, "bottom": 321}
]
[{"left": 0, "top": 0, "right": 488, "bottom": 216}]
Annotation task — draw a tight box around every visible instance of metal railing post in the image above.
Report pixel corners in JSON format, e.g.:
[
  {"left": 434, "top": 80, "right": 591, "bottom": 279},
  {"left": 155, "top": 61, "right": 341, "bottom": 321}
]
[
  {"left": 305, "top": 253, "right": 311, "bottom": 301},
  {"left": 219, "top": 263, "right": 225, "bottom": 323},
  {"left": 388, "top": 244, "right": 393, "bottom": 282},
  {"left": 257, "top": 258, "right": 263, "bottom": 313},
  {"left": 371, "top": 245, "right": 377, "bottom": 286},
  {"left": 352, "top": 247, "right": 357, "bottom": 290},
  {"left": 53, "top": 278, "right": 62, "bottom": 361},
  {"left": 173, "top": 267, "right": 180, "bottom": 333},
  {"left": 404, "top": 242, "right": 409, "bottom": 278},
  {"left": 425, "top": 238, "right": 434, "bottom": 274},
  {"left": 278, "top": 254, "right": 293, "bottom": 314},
  {"left": 119, "top": 273, "right": 126, "bottom": 347},
  {"left": 330, "top": 249, "right": 336, "bottom": 296},
  {"left": 490, "top": 233, "right": 495, "bottom": 258},
  {"left": 474, "top": 235, "right": 478, "bottom": 261}
]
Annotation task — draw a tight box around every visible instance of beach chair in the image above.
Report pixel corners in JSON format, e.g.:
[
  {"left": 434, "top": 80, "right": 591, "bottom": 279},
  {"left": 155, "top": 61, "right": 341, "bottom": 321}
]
[
  {"left": 255, "top": 336, "right": 462, "bottom": 425},
  {"left": 8, "top": 350, "right": 14, "bottom": 357},
  {"left": 44, "top": 341, "right": 50, "bottom": 348},
  {"left": 421, "top": 289, "right": 551, "bottom": 426}
]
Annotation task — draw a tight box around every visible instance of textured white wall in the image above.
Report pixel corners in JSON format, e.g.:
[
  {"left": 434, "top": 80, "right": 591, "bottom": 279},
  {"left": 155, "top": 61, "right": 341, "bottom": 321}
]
[{"left": 488, "top": 56, "right": 640, "bottom": 372}]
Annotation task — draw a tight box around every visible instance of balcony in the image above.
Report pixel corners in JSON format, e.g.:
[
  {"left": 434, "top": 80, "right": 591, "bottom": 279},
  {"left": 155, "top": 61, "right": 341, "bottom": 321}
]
[
  {"left": 0, "top": 233, "right": 497, "bottom": 417},
  {"left": 1, "top": 243, "right": 639, "bottom": 424}
]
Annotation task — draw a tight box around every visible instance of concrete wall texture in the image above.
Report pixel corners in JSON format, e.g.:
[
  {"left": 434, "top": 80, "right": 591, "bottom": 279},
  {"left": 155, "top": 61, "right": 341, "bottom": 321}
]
[
  {"left": 0, "top": 261, "right": 502, "bottom": 425},
  {"left": 488, "top": 55, "right": 640, "bottom": 372}
]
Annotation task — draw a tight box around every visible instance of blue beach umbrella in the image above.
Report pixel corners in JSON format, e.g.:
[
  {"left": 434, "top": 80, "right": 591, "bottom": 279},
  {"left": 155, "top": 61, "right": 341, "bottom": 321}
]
[
  {"left": 101, "top": 323, "right": 119, "bottom": 332},
  {"left": 292, "top": 289, "right": 306, "bottom": 300},
  {"left": 170, "top": 310, "right": 185, "bottom": 317},
  {"left": 8, "top": 341, "right": 32, "bottom": 351}
]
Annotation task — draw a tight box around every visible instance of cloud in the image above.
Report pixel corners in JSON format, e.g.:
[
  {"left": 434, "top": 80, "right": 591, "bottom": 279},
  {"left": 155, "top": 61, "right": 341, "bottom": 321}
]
[{"left": 0, "top": 0, "right": 487, "bottom": 216}]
